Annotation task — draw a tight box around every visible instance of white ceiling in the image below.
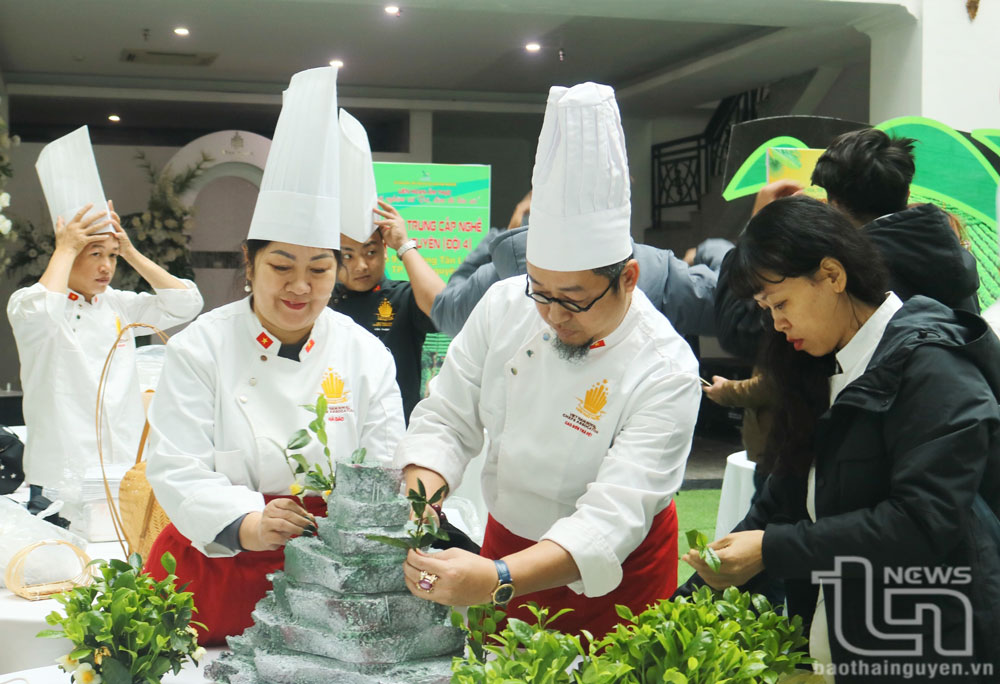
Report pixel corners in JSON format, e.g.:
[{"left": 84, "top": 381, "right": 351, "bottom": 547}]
[{"left": 0, "top": 0, "right": 910, "bottom": 128}]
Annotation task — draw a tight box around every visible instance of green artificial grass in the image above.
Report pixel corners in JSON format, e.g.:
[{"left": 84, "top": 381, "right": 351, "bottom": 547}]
[{"left": 674, "top": 488, "right": 722, "bottom": 586}]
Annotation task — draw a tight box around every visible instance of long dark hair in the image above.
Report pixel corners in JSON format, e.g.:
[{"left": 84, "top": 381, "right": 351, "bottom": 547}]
[{"left": 728, "top": 196, "right": 889, "bottom": 476}]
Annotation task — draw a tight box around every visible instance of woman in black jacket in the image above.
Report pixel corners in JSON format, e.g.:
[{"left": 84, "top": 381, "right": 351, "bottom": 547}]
[{"left": 682, "top": 196, "right": 1000, "bottom": 684}]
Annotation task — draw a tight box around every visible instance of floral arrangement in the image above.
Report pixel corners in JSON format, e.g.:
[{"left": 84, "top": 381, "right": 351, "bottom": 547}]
[
  {"left": 0, "top": 105, "right": 24, "bottom": 273},
  {"left": 115, "top": 151, "right": 210, "bottom": 293},
  {"left": 38, "top": 552, "right": 206, "bottom": 684}
]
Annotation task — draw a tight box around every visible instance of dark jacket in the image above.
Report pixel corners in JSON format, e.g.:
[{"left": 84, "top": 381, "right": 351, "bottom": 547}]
[
  {"left": 430, "top": 226, "right": 733, "bottom": 338},
  {"left": 684, "top": 297, "right": 1000, "bottom": 682},
  {"left": 715, "top": 203, "right": 981, "bottom": 360}
]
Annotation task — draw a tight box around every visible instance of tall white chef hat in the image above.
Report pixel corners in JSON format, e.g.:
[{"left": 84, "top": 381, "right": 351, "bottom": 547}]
[
  {"left": 247, "top": 66, "right": 341, "bottom": 250},
  {"left": 338, "top": 108, "right": 379, "bottom": 243},
  {"left": 35, "top": 126, "right": 112, "bottom": 234},
  {"left": 526, "top": 82, "right": 632, "bottom": 271}
]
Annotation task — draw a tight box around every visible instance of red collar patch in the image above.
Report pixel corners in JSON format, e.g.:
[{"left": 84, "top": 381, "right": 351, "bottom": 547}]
[
  {"left": 305, "top": 338, "right": 315, "bottom": 353},
  {"left": 373, "top": 284, "right": 381, "bottom": 292},
  {"left": 589, "top": 339, "right": 606, "bottom": 350},
  {"left": 256, "top": 332, "right": 274, "bottom": 349},
  {"left": 67, "top": 292, "right": 79, "bottom": 301}
]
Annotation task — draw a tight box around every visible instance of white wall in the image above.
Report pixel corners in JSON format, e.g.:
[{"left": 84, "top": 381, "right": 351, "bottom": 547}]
[
  {"left": 863, "top": 0, "right": 999, "bottom": 131},
  {"left": 919, "top": 0, "right": 1000, "bottom": 131}
]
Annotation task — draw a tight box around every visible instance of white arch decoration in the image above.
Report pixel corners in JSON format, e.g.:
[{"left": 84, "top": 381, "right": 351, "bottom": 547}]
[{"left": 164, "top": 130, "right": 271, "bottom": 205}]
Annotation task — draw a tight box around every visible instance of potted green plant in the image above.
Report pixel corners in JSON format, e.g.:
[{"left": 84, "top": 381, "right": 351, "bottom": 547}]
[
  {"left": 450, "top": 586, "right": 812, "bottom": 683},
  {"left": 38, "top": 552, "right": 206, "bottom": 684}
]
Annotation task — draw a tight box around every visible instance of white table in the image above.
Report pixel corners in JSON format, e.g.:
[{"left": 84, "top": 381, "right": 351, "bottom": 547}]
[
  {"left": 1, "top": 648, "right": 222, "bottom": 683},
  {"left": 714, "top": 451, "right": 757, "bottom": 540},
  {"left": 0, "top": 542, "right": 124, "bottom": 675}
]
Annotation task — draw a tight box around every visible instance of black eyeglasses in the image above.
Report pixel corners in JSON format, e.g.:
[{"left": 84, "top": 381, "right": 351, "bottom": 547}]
[{"left": 524, "top": 274, "right": 616, "bottom": 313}]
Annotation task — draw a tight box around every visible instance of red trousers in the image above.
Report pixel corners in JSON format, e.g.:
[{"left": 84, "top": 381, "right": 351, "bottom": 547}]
[
  {"left": 478, "top": 501, "right": 678, "bottom": 640},
  {"left": 144, "top": 495, "right": 327, "bottom": 646}
]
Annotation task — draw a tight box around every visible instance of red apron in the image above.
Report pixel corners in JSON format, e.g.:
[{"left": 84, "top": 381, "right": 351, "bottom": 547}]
[
  {"left": 479, "top": 501, "right": 678, "bottom": 640},
  {"left": 144, "top": 495, "right": 327, "bottom": 646}
]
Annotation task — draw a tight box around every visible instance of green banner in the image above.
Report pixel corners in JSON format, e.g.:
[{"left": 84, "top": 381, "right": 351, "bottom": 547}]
[
  {"left": 373, "top": 162, "right": 492, "bottom": 395},
  {"left": 374, "top": 162, "right": 491, "bottom": 281}
]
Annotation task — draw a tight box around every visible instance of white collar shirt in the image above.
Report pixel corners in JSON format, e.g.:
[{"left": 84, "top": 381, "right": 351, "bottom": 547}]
[
  {"left": 395, "top": 277, "right": 702, "bottom": 598},
  {"left": 146, "top": 298, "right": 405, "bottom": 557},
  {"left": 6, "top": 281, "right": 203, "bottom": 491}
]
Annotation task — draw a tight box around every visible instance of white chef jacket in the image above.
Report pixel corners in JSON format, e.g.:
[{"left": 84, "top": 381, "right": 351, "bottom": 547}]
[
  {"left": 396, "top": 277, "right": 702, "bottom": 597},
  {"left": 7, "top": 281, "right": 203, "bottom": 490},
  {"left": 146, "top": 298, "right": 405, "bottom": 557}
]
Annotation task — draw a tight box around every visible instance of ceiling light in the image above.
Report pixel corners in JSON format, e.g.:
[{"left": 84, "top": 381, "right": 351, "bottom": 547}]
[
  {"left": 108, "top": 114, "right": 121, "bottom": 122},
  {"left": 173, "top": 27, "right": 190, "bottom": 36},
  {"left": 329, "top": 59, "right": 344, "bottom": 68},
  {"left": 525, "top": 42, "right": 541, "bottom": 52},
  {"left": 385, "top": 5, "right": 400, "bottom": 15}
]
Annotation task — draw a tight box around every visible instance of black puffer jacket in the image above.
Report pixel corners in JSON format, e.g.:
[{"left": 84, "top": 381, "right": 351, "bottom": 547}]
[
  {"left": 715, "top": 203, "right": 981, "bottom": 360},
  {"left": 685, "top": 297, "right": 1000, "bottom": 683}
]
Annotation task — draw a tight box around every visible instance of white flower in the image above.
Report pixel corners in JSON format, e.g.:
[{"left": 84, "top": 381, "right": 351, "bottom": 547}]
[
  {"left": 0, "top": 215, "right": 11, "bottom": 236},
  {"left": 191, "top": 646, "right": 207, "bottom": 662},
  {"left": 0, "top": 192, "right": 9, "bottom": 208},
  {"left": 55, "top": 653, "right": 79, "bottom": 671},
  {"left": 73, "top": 662, "right": 102, "bottom": 684}
]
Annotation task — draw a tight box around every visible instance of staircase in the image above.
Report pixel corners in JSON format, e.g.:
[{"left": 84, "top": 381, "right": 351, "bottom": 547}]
[{"left": 645, "top": 87, "right": 768, "bottom": 252}]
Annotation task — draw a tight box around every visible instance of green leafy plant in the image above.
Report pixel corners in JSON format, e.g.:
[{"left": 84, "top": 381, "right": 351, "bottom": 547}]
[
  {"left": 586, "top": 586, "right": 811, "bottom": 683},
  {"left": 366, "top": 478, "right": 450, "bottom": 550},
  {"left": 37, "top": 552, "right": 206, "bottom": 684},
  {"left": 449, "top": 589, "right": 811, "bottom": 684},
  {"left": 451, "top": 602, "right": 593, "bottom": 684},
  {"left": 450, "top": 603, "right": 507, "bottom": 663},
  {"left": 686, "top": 528, "right": 721, "bottom": 572},
  {"left": 283, "top": 395, "right": 369, "bottom": 500},
  {"left": 283, "top": 394, "right": 335, "bottom": 499}
]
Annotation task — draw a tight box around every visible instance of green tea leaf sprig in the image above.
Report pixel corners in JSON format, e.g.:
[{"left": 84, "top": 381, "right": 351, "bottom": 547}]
[
  {"left": 366, "top": 478, "right": 450, "bottom": 550},
  {"left": 686, "top": 528, "right": 722, "bottom": 572}
]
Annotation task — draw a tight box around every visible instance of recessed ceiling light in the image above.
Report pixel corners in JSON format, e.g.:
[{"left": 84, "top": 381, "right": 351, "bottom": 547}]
[
  {"left": 108, "top": 114, "right": 121, "bottom": 122},
  {"left": 525, "top": 42, "right": 541, "bottom": 52},
  {"left": 385, "top": 5, "right": 400, "bottom": 15},
  {"left": 329, "top": 59, "right": 344, "bottom": 68},
  {"left": 173, "top": 27, "right": 190, "bottom": 36}
]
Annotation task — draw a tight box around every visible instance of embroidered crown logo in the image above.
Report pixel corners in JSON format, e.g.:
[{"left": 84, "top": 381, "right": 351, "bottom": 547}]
[
  {"left": 322, "top": 369, "right": 350, "bottom": 405},
  {"left": 577, "top": 380, "right": 609, "bottom": 421},
  {"left": 376, "top": 298, "right": 394, "bottom": 323}
]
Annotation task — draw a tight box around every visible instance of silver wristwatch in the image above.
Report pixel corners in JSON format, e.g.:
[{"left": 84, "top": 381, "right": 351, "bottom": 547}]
[{"left": 396, "top": 239, "right": 418, "bottom": 258}]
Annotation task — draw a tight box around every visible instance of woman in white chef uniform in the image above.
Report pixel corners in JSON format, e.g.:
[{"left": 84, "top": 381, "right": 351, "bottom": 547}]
[
  {"left": 7, "top": 126, "right": 203, "bottom": 512},
  {"left": 145, "top": 67, "right": 405, "bottom": 645}
]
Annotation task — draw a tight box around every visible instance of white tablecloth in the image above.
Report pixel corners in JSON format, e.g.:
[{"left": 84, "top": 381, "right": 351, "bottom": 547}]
[
  {"left": 714, "top": 451, "right": 757, "bottom": 540},
  {"left": 2, "top": 648, "right": 222, "bottom": 683},
  {"left": 0, "top": 542, "right": 124, "bottom": 674}
]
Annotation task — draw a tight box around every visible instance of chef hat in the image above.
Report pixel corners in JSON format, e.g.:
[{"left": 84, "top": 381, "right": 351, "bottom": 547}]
[
  {"left": 338, "top": 108, "right": 379, "bottom": 243},
  {"left": 526, "top": 82, "right": 632, "bottom": 271},
  {"left": 35, "top": 126, "right": 112, "bottom": 234},
  {"left": 247, "top": 66, "right": 341, "bottom": 250}
]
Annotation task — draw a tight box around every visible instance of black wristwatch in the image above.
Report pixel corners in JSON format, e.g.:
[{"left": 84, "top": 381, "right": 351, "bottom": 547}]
[{"left": 492, "top": 559, "right": 515, "bottom": 607}]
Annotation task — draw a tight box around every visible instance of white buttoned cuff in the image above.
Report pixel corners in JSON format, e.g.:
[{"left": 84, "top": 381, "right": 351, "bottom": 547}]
[{"left": 541, "top": 515, "right": 623, "bottom": 598}]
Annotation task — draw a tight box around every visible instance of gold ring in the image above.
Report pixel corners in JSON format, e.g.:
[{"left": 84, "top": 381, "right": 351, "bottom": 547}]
[{"left": 417, "top": 570, "right": 439, "bottom": 592}]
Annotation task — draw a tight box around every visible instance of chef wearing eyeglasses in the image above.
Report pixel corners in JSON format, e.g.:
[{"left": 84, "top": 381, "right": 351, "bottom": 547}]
[{"left": 394, "top": 82, "right": 702, "bottom": 638}]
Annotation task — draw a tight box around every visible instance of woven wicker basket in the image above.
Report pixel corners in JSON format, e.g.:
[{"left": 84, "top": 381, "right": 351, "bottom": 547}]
[
  {"left": 4, "top": 539, "right": 94, "bottom": 601},
  {"left": 118, "top": 459, "right": 171, "bottom": 560},
  {"left": 97, "top": 323, "right": 173, "bottom": 560}
]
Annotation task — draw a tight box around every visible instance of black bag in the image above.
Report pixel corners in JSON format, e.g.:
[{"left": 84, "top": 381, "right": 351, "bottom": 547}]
[{"left": 0, "top": 425, "right": 25, "bottom": 495}]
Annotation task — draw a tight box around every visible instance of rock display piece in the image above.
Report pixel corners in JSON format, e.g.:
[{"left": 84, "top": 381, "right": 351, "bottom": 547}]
[{"left": 207, "top": 463, "right": 464, "bottom": 684}]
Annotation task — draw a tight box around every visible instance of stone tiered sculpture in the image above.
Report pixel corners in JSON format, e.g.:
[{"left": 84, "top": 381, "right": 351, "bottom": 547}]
[{"left": 207, "top": 462, "right": 465, "bottom": 684}]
